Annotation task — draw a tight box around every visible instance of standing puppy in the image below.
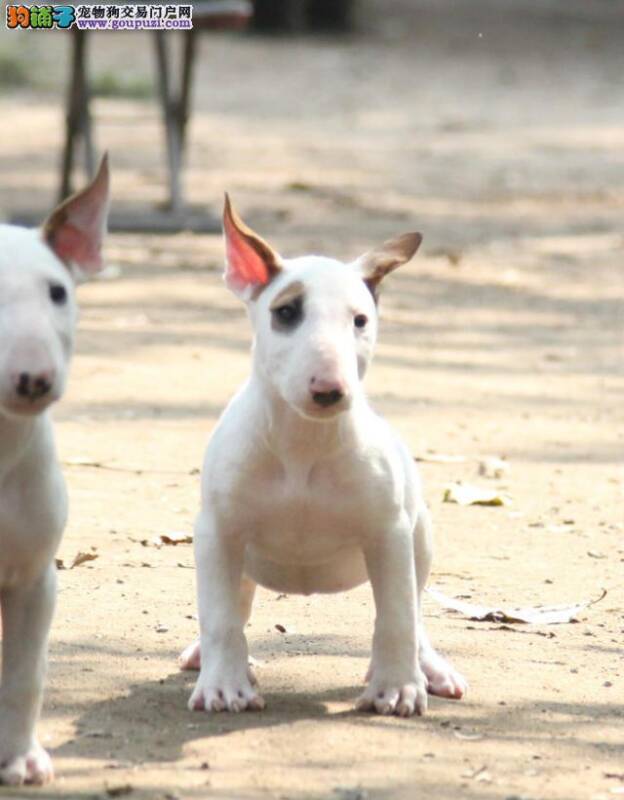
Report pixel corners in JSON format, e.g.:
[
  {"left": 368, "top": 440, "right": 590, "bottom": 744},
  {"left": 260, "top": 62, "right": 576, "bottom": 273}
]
[
  {"left": 181, "top": 197, "right": 466, "bottom": 716},
  {"left": 0, "top": 158, "right": 110, "bottom": 784}
]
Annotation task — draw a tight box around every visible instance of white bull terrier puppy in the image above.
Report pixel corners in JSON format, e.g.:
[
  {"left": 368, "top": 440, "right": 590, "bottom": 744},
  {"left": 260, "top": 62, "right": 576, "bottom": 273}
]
[
  {"left": 0, "top": 158, "right": 110, "bottom": 784},
  {"left": 181, "top": 196, "right": 466, "bottom": 716}
]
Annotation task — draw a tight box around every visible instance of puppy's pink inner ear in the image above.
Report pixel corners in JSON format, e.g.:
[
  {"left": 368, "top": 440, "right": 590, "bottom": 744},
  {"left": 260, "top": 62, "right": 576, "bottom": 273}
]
[
  {"left": 50, "top": 220, "right": 103, "bottom": 271},
  {"left": 44, "top": 153, "right": 109, "bottom": 274},
  {"left": 222, "top": 194, "right": 281, "bottom": 293},
  {"left": 224, "top": 215, "right": 270, "bottom": 289}
]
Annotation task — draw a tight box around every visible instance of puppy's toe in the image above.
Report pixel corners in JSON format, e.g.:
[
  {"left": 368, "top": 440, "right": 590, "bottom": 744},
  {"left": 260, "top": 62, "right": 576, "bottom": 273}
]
[
  {"left": 246, "top": 694, "right": 266, "bottom": 711},
  {"left": 373, "top": 688, "right": 400, "bottom": 716},
  {"left": 24, "top": 746, "right": 54, "bottom": 785},
  {"left": 355, "top": 691, "right": 374, "bottom": 712},
  {"left": 357, "top": 675, "right": 427, "bottom": 718},
  {"left": 222, "top": 685, "right": 264, "bottom": 712},
  {"left": 396, "top": 684, "right": 427, "bottom": 717},
  {"left": 0, "top": 755, "right": 27, "bottom": 786},
  {"left": 421, "top": 651, "right": 467, "bottom": 700},
  {"left": 429, "top": 672, "right": 466, "bottom": 699}
]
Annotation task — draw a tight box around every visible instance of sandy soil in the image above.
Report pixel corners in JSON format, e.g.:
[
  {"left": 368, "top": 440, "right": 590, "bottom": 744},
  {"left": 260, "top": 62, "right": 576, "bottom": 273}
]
[{"left": 0, "top": 2, "right": 623, "bottom": 798}]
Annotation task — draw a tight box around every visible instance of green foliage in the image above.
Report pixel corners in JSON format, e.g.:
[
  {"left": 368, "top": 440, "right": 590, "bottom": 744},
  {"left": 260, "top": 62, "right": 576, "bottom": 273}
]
[
  {"left": 0, "top": 49, "right": 35, "bottom": 88},
  {"left": 91, "top": 70, "right": 153, "bottom": 100}
]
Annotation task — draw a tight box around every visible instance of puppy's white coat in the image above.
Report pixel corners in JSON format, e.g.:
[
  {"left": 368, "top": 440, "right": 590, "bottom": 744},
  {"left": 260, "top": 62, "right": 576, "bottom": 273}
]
[
  {"left": 0, "top": 160, "right": 109, "bottom": 784},
  {"left": 182, "top": 198, "right": 466, "bottom": 716}
]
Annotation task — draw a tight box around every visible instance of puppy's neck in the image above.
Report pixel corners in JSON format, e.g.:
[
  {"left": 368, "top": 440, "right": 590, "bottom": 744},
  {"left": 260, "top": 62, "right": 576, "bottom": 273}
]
[
  {"left": 0, "top": 411, "right": 42, "bottom": 476},
  {"left": 250, "top": 370, "right": 362, "bottom": 469}
]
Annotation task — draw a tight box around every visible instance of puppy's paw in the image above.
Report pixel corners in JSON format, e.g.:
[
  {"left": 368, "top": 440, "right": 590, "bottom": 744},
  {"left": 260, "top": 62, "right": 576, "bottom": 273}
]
[
  {"left": 179, "top": 640, "right": 258, "bottom": 686},
  {"left": 420, "top": 648, "right": 467, "bottom": 699},
  {"left": 356, "top": 671, "right": 428, "bottom": 718},
  {"left": 0, "top": 741, "right": 54, "bottom": 786},
  {"left": 179, "top": 639, "right": 201, "bottom": 671},
  {"left": 189, "top": 673, "right": 264, "bottom": 713}
]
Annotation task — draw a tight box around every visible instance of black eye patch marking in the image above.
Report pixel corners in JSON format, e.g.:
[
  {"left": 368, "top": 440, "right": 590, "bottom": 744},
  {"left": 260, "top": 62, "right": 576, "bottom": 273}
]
[
  {"left": 269, "top": 280, "right": 305, "bottom": 333},
  {"left": 49, "top": 283, "right": 68, "bottom": 305},
  {"left": 354, "top": 313, "right": 368, "bottom": 329},
  {"left": 271, "top": 296, "right": 303, "bottom": 331}
]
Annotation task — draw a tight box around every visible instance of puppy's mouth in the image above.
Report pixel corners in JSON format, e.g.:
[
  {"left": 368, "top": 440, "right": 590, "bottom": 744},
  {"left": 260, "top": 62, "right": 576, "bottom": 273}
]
[
  {"left": 0, "top": 393, "right": 59, "bottom": 418},
  {"left": 293, "top": 395, "right": 352, "bottom": 422}
]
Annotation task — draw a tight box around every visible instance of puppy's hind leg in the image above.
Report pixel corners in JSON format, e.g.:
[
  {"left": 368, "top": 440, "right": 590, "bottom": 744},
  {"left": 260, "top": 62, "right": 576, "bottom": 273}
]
[
  {"left": 179, "top": 574, "right": 256, "bottom": 673},
  {"left": 414, "top": 507, "right": 467, "bottom": 699}
]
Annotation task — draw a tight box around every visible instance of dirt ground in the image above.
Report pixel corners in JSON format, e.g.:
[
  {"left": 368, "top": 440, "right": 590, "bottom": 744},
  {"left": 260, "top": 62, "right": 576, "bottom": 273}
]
[{"left": 0, "top": 2, "right": 623, "bottom": 798}]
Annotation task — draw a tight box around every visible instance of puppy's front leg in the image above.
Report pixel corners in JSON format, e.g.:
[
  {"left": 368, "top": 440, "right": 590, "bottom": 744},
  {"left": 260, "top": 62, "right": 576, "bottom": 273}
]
[
  {"left": 357, "top": 524, "right": 427, "bottom": 717},
  {"left": 188, "top": 513, "right": 264, "bottom": 713},
  {"left": 0, "top": 565, "right": 56, "bottom": 786}
]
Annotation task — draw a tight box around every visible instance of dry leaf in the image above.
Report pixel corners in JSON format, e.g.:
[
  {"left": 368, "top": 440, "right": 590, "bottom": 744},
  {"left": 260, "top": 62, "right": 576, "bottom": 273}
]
[
  {"left": 428, "top": 587, "right": 606, "bottom": 625},
  {"left": 70, "top": 551, "right": 99, "bottom": 569},
  {"left": 64, "top": 456, "right": 103, "bottom": 467},
  {"left": 160, "top": 531, "right": 193, "bottom": 545},
  {"left": 489, "top": 625, "right": 556, "bottom": 638},
  {"left": 106, "top": 785, "right": 134, "bottom": 798},
  {"left": 453, "top": 730, "right": 483, "bottom": 741},
  {"left": 461, "top": 765, "right": 489, "bottom": 779},
  {"left": 443, "top": 482, "right": 510, "bottom": 507},
  {"left": 55, "top": 558, "right": 66, "bottom": 570},
  {"left": 274, "top": 623, "right": 296, "bottom": 634}
]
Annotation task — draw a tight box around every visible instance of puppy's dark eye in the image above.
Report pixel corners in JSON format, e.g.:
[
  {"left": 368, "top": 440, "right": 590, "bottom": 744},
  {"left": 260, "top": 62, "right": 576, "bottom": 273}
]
[
  {"left": 49, "top": 283, "right": 67, "bottom": 305},
  {"left": 272, "top": 298, "right": 303, "bottom": 329},
  {"left": 354, "top": 314, "right": 368, "bottom": 329}
]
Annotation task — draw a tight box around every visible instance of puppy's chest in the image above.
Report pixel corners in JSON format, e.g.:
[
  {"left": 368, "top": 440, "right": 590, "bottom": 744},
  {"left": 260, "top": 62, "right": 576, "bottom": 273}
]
[
  {"left": 245, "top": 463, "right": 366, "bottom": 561},
  {"left": 0, "top": 472, "right": 66, "bottom": 584}
]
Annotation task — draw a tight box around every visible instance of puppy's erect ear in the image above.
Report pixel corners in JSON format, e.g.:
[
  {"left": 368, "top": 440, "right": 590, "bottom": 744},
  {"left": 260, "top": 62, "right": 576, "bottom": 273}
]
[
  {"left": 357, "top": 232, "right": 422, "bottom": 299},
  {"left": 43, "top": 153, "right": 110, "bottom": 277},
  {"left": 223, "top": 193, "right": 281, "bottom": 299}
]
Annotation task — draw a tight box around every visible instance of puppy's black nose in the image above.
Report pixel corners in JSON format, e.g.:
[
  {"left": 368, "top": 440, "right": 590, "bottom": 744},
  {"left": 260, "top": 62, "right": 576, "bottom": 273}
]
[
  {"left": 312, "top": 389, "right": 344, "bottom": 407},
  {"left": 15, "top": 372, "right": 52, "bottom": 401}
]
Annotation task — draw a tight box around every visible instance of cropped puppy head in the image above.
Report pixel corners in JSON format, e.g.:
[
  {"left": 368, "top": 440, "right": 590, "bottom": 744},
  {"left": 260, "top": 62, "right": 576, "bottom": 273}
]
[
  {"left": 0, "top": 156, "right": 110, "bottom": 418},
  {"left": 222, "top": 195, "right": 421, "bottom": 421}
]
